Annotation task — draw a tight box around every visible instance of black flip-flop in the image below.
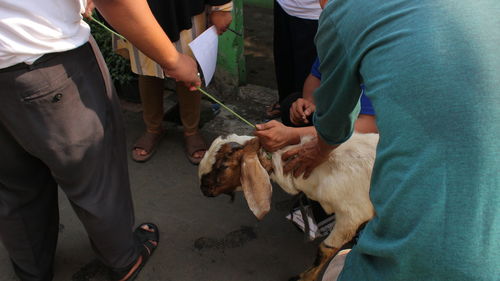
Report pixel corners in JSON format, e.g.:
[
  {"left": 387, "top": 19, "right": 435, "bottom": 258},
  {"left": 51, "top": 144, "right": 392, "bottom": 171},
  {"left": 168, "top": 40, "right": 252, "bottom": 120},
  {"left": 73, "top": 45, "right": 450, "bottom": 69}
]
[{"left": 109, "top": 223, "right": 160, "bottom": 281}]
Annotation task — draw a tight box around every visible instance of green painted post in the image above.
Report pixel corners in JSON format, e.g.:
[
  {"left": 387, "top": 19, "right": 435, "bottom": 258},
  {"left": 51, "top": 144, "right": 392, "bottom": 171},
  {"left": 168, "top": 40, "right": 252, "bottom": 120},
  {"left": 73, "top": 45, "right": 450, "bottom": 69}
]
[{"left": 217, "top": 0, "right": 246, "bottom": 87}]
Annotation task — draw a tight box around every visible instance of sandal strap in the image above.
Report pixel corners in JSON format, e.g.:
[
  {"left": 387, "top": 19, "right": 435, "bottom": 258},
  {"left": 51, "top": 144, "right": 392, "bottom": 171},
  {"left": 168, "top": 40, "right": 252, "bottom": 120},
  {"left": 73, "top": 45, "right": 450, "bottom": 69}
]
[
  {"left": 142, "top": 240, "right": 157, "bottom": 255},
  {"left": 133, "top": 132, "right": 164, "bottom": 152},
  {"left": 109, "top": 223, "right": 159, "bottom": 281},
  {"left": 184, "top": 133, "right": 208, "bottom": 156}
]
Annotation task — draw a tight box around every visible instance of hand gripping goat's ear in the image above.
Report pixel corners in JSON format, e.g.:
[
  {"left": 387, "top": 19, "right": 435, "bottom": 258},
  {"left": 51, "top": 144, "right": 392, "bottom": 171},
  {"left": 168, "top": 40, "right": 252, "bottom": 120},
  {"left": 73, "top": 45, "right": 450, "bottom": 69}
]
[{"left": 240, "top": 151, "right": 272, "bottom": 220}]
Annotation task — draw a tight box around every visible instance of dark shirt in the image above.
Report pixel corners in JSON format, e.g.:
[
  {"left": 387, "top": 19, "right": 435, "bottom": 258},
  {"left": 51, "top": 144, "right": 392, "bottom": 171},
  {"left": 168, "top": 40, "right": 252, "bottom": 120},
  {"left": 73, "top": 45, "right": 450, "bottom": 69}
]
[{"left": 147, "top": 0, "right": 231, "bottom": 41}]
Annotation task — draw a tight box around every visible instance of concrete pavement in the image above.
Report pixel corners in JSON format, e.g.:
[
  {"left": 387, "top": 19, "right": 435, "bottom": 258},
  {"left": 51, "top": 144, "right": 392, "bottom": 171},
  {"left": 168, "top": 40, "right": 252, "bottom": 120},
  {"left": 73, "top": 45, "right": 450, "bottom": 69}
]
[{"left": 0, "top": 84, "right": 320, "bottom": 281}]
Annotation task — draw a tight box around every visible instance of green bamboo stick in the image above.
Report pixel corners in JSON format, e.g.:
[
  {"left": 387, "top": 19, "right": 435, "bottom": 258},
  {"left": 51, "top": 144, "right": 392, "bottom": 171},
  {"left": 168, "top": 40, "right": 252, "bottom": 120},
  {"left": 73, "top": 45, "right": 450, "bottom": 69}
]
[
  {"left": 90, "top": 15, "right": 126, "bottom": 41},
  {"left": 88, "top": 17, "right": 254, "bottom": 130},
  {"left": 196, "top": 87, "right": 256, "bottom": 129}
]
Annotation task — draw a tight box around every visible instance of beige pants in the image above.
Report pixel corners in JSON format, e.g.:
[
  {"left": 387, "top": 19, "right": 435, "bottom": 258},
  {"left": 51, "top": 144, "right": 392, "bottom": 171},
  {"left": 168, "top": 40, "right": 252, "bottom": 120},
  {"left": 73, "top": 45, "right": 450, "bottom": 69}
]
[
  {"left": 322, "top": 249, "right": 351, "bottom": 281},
  {"left": 139, "top": 76, "right": 201, "bottom": 134},
  {"left": 113, "top": 13, "right": 207, "bottom": 134}
]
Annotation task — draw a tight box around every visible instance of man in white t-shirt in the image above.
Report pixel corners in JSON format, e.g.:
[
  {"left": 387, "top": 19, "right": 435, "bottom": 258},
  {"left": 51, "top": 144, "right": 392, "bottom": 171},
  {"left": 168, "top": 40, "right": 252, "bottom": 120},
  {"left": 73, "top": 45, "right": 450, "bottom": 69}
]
[{"left": 0, "top": 0, "right": 200, "bottom": 280}]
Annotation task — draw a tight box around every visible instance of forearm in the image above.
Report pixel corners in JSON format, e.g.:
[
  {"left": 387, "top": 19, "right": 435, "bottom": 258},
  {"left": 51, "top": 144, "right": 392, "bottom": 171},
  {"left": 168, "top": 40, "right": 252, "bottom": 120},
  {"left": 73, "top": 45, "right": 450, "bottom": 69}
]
[
  {"left": 94, "top": 0, "right": 179, "bottom": 70},
  {"left": 317, "top": 133, "right": 337, "bottom": 155},
  {"left": 302, "top": 74, "right": 321, "bottom": 102},
  {"left": 354, "top": 114, "right": 378, "bottom": 133},
  {"left": 288, "top": 126, "right": 317, "bottom": 146}
]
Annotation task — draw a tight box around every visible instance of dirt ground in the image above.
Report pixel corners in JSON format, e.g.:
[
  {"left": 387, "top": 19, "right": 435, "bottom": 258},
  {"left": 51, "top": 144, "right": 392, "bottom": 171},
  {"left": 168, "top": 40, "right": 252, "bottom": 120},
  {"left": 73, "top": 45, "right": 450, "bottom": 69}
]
[
  {"left": 199, "top": 3, "right": 280, "bottom": 138},
  {"left": 243, "top": 4, "right": 277, "bottom": 90}
]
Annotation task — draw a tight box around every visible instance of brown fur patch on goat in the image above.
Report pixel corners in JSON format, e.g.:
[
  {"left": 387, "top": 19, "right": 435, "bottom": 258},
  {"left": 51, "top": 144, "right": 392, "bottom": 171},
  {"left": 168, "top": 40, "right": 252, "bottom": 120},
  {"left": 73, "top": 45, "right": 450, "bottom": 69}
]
[
  {"left": 200, "top": 137, "right": 272, "bottom": 198},
  {"left": 200, "top": 142, "right": 246, "bottom": 197}
]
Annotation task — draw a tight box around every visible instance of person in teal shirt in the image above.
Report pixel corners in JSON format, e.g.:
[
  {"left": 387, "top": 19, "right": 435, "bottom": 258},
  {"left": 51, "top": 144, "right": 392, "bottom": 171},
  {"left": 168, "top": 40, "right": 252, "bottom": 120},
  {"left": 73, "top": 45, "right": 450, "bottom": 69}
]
[{"left": 282, "top": 0, "right": 500, "bottom": 280}]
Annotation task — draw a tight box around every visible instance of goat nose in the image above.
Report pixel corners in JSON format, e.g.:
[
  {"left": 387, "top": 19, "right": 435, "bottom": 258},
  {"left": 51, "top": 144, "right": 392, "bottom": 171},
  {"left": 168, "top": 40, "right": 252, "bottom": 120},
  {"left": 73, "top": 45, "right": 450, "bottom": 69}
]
[{"left": 200, "top": 185, "right": 215, "bottom": 197}]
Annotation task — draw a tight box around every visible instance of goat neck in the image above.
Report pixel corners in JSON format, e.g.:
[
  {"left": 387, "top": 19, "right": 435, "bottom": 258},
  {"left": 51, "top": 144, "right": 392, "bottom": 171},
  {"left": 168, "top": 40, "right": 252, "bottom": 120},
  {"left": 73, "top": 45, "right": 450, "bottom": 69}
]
[{"left": 238, "top": 137, "right": 274, "bottom": 174}]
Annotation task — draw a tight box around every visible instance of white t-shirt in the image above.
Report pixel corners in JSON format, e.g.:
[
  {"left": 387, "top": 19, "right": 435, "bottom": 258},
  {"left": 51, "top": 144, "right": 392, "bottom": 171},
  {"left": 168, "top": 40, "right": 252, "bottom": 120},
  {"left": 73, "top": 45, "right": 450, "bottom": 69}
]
[
  {"left": 0, "top": 0, "right": 91, "bottom": 68},
  {"left": 276, "top": 0, "right": 322, "bottom": 20}
]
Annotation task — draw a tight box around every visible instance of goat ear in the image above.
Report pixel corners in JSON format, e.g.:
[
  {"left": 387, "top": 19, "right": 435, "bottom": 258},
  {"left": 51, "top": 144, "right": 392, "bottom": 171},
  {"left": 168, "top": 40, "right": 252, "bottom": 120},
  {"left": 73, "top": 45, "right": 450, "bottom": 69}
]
[{"left": 240, "top": 152, "right": 272, "bottom": 220}]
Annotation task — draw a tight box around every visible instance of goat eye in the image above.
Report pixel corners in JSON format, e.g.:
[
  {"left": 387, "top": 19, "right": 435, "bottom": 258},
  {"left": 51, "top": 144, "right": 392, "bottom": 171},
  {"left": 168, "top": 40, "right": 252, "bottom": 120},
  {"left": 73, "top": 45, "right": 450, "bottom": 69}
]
[{"left": 216, "top": 163, "right": 229, "bottom": 171}]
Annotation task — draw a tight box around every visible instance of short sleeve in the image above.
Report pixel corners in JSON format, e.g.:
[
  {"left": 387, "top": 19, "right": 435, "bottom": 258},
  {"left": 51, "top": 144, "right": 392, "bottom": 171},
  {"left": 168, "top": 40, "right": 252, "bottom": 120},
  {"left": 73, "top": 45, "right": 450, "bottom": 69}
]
[
  {"left": 313, "top": 5, "right": 363, "bottom": 145},
  {"left": 359, "top": 85, "right": 375, "bottom": 115},
  {"left": 310, "top": 57, "right": 322, "bottom": 79},
  {"left": 206, "top": 0, "right": 232, "bottom": 8}
]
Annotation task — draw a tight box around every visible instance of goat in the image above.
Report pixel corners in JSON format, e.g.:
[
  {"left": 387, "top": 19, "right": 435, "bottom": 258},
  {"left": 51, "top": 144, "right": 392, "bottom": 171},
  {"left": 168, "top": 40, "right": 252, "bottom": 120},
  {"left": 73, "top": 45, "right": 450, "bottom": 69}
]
[{"left": 199, "top": 133, "right": 378, "bottom": 281}]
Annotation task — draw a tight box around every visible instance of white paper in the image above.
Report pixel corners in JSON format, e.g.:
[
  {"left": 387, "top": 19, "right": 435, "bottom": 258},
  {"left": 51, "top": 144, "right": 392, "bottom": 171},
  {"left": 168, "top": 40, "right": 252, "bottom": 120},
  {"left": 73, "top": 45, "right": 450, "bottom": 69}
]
[{"left": 188, "top": 26, "right": 218, "bottom": 86}]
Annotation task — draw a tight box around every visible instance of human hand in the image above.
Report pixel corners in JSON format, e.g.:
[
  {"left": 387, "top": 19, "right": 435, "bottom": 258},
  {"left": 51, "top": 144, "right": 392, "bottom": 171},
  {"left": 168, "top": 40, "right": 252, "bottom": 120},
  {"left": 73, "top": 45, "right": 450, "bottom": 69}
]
[
  {"left": 163, "top": 53, "right": 201, "bottom": 91},
  {"left": 282, "top": 136, "right": 336, "bottom": 179},
  {"left": 83, "top": 0, "right": 95, "bottom": 18},
  {"left": 290, "top": 98, "right": 316, "bottom": 125},
  {"left": 210, "top": 11, "right": 233, "bottom": 35},
  {"left": 254, "top": 120, "right": 297, "bottom": 152}
]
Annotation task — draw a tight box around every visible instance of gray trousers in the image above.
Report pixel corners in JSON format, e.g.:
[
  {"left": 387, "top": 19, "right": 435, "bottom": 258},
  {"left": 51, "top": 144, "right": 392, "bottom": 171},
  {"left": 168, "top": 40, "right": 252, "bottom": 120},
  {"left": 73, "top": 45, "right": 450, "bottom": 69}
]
[{"left": 0, "top": 39, "right": 137, "bottom": 281}]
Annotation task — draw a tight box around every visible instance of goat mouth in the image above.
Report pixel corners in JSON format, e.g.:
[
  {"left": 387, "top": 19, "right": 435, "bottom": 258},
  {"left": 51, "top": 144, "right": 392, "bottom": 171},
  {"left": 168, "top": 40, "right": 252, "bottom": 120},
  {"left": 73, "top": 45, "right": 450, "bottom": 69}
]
[
  {"left": 200, "top": 185, "right": 219, "bottom": 197},
  {"left": 201, "top": 188, "right": 216, "bottom": 197},
  {"left": 225, "top": 192, "right": 236, "bottom": 202}
]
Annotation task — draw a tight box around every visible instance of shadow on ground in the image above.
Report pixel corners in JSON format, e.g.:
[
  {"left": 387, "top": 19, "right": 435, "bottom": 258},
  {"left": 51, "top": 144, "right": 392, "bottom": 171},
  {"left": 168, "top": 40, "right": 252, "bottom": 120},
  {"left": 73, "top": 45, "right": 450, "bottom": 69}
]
[{"left": 0, "top": 5, "right": 325, "bottom": 281}]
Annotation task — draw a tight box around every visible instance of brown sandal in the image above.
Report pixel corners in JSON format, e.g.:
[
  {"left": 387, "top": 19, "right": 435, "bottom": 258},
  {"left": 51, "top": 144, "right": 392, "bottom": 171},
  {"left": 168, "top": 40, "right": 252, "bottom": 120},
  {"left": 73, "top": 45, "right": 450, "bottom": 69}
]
[
  {"left": 184, "top": 132, "right": 208, "bottom": 165},
  {"left": 265, "top": 102, "right": 281, "bottom": 119},
  {"left": 131, "top": 131, "right": 165, "bottom": 162}
]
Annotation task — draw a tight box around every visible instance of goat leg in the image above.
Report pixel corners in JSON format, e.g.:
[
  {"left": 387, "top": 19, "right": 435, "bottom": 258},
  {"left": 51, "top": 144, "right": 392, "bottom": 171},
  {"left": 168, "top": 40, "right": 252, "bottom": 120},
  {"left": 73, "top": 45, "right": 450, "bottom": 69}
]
[
  {"left": 291, "top": 211, "right": 368, "bottom": 281},
  {"left": 289, "top": 243, "right": 339, "bottom": 281}
]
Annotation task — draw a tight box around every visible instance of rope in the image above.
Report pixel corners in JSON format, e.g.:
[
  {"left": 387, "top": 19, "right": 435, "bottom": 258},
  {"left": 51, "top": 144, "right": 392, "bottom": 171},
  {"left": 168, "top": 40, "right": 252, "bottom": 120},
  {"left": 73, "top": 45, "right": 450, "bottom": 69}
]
[
  {"left": 196, "top": 87, "right": 256, "bottom": 129},
  {"left": 89, "top": 15, "right": 256, "bottom": 130},
  {"left": 90, "top": 15, "right": 126, "bottom": 41}
]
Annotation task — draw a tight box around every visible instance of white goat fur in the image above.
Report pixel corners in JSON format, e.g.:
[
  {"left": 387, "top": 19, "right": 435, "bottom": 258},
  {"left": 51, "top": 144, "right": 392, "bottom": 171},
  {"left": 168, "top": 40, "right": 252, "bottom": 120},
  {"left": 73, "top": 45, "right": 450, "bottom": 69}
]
[{"left": 199, "top": 133, "right": 378, "bottom": 250}]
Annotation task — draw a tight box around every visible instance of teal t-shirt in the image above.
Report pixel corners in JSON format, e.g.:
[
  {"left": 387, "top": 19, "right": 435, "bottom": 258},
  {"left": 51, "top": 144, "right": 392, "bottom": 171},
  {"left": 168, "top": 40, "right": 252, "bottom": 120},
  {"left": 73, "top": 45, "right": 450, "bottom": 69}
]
[{"left": 313, "top": 0, "right": 500, "bottom": 280}]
